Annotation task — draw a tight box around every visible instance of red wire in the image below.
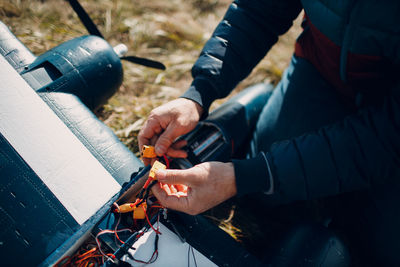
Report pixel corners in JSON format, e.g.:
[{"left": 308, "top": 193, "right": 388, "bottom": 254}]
[
  {"left": 143, "top": 205, "right": 161, "bottom": 235},
  {"left": 98, "top": 158, "right": 165, "bottom": 265},
  {"left": 95, "top": 229, "right": 132, "bottom": 260},
  {"left": 163, "top": 155, "right": 170, "bottom": 168},
  {"left": 113, "top": 228, "right": 134, "bottom": 244},
  {"left": 143, "top": 177, "right": 153, "bottom": 189},
  {"left": 114, "top": 203, "right": 126, "bottom": 245},
  {"left": 133, "top": 198, "right": 141, "bottom": 206},
  {"left": 107, "top": 253, "right": 116, "bottom": 259}
]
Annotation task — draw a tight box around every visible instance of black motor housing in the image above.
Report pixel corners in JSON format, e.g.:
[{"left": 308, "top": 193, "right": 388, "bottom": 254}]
[{"left": 22, "top": 35, "right": 123, "bottom": 111}]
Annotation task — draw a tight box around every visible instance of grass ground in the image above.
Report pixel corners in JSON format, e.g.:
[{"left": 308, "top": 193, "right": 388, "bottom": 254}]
[{"left": 1, "top": 0, "right": 302, "bottom": 257}]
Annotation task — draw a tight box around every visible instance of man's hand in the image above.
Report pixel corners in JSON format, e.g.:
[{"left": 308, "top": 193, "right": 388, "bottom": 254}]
[
  {"left": 151, "top": 162, "right": 237, "bottom": 215},
  {"left": 138, "top": 98, "right": 203, "bottom": 165}
]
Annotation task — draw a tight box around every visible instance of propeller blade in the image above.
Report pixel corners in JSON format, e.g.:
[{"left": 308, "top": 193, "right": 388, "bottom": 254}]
[
  {"left": 67, "top": 0, "right": 104, "bottom": 38},
  {"left": 121, "top": 56, "right": 166, "bottom": 70},
  {"left": 67, "top": 0, "right": 165, "bottom": 70}
]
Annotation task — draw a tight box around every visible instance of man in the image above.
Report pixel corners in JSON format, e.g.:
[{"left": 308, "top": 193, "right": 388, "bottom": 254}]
[{"left": 139, "top": 0, "right": 400, "bottom": 264}]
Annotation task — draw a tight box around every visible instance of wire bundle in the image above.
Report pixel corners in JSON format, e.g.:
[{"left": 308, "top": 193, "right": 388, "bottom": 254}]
[
  {"left": 54, "top": 243, "right": 113, "bottom": 267},
  {"left": 56, "top": 149, "right": 170, "bottom": 266}
]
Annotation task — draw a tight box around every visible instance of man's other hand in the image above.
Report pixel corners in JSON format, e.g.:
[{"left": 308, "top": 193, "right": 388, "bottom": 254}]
[
  {"left": 151, "top": 162, "right": 237, "bottom": 215},
  {"left": 138, "top": 98, "right": 203, "bottom": 165}
]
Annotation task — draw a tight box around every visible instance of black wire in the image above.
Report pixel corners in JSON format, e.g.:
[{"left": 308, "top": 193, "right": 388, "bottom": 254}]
[
  {"left": 191, "top": 246, "right": 198, "bottom": 267},
  {"left": 136, "top": 180, "right": 158, "bottom": 207},
  {"left": 187, "top": 245, "right": 198, "bottom": 267},
  {"left": 131, "top": 232, "right": 159, "bottom": 264},
  {"left": 187, "top": 244, "right": 190, "bottom": 267},
  {"left": 137, "top": 187, "right": 146, "bottom": 200},
  {"left": 112, "top": 168, "right": 161, "bottom": 264},
  {"left": 144, "top": 180, "right": 158, "bottom": 200}
]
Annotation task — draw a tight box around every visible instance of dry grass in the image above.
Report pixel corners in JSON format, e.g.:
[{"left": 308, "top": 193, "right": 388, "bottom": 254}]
[
  {"left": 1, "top": 0, "right": 301, "bottom": 253},
  {"left": 1, "top": 0, "right": 301, "bottom": 155}
]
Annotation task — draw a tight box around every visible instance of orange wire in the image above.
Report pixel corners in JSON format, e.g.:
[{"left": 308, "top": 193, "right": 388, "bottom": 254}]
[
  {"left": 114, "top": 232, "right": 125, "bottom": 244},
  {"left": 84, "top": 159, "right": 164, "bottom": 266},
  {"left": 78, "top": 247, "right": 97, "bottom": 258},
  {"left": 75, "top": 254, "right": 102, "bottom": 264}
]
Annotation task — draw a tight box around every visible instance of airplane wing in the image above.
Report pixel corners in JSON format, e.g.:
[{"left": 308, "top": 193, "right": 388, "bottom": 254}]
[{"left": 0, "top": 21, "right": 261, "bottom": 266}]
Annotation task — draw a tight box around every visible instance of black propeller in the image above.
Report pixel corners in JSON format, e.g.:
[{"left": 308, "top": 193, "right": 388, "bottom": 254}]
[
  {"left": 67, "top": 0, "right": 166, "bottom": 70},
  {"left": 120, "top": 56, "right": 166, "bottom": 70}
]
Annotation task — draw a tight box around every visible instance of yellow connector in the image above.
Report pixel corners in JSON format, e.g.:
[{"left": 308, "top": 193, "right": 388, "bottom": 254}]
[
  {"left": 149, "top": 160, "right": 166, "bottom": 180},
  {"left": 133, "top": 202, "right": 147, "bottom": 219},
  {"left": 116, "top": 203, "right": 135, "bottom": 213},
  {"left": 141, "top": 145, "right": 157, "bottom": 158}
]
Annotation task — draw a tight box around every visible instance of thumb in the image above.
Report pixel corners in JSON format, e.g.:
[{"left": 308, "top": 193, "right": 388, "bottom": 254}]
[
  {"left": 154, "top": 125, "right": 179, "bottom": 155},
  {"left": 156, "top": 169, "right": 192, "bottom": 186}
]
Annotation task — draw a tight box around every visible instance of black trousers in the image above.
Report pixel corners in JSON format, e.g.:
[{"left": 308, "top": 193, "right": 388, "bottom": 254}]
[{"left": 238, "top": 56, "right": 400, "bottom": 266}]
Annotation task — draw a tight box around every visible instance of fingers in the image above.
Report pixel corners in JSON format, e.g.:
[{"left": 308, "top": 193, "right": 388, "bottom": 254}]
[
  {"left": 138, "top": 117, "right": 162, "bottom": 151},
  {"left": 141, "top": 135, "right": 160, "bottom": 166},
  {"left": 138, "top": 98, "right": 202, "bottom": 166},
  {"left": 166, "top": 140, "right": 188, "bottom": 158},
  {"left": 152, "top": 162, "right": 237, "bottom": 216},
  {"left": 166, "top": 148, "right": 187, "bottom": 158},
  {"left": 169, "top": 184, "right": 178, "bottom": 194},
  {"left": 139, "top": 117, "right": 163, "bottom": 166},
  {"left": 175, "top": 184, "right": 188, "bottom": 192},
  {"left": 156, "top": 168, "right": 194, "bottom": 186},
  {"left": 139, "top": 116, "right": 184, "bottom": 158},
  {"left": 161, "top": 183, "right": 172, "bottom": 195},
  {"left": 151, "top": 183, "right": 190, "bottom": 212},
  {"left": 154, "top": 125, "right": 180, "bottom": 156},
  {"left": 159, "top": 183, "right": 187, "bottom": 197}
]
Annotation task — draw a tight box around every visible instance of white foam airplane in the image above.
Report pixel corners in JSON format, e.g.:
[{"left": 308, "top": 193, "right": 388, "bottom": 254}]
[{"left": 0, "top": 2, "right": 265, "bottom": 266}]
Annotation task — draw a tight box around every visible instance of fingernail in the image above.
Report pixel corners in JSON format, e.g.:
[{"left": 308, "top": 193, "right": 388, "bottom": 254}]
[
  {"left": 156, "top": 170, "right": 166, "bottom": 181},
  {"left": 155, "top": 145, "right": 166, "bottom": 155}
]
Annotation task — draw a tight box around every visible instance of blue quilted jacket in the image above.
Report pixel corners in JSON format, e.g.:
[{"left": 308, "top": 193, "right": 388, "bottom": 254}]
[{"left": 182, "top": 0, "right": 400, "bottom": 202}]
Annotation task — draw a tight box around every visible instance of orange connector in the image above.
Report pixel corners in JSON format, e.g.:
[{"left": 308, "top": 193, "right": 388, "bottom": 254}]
[
  {"left": 141, "top": 145, "right": 157, "bottom": 158},
  {"left": 115, "top": 203, "right": 135, "bottom": 213},
  {"left": 133, "top": 202, "right": 147, "bottom": 219},
  {"left": 149, "top": 160, "right": 166, "bottom": 180}
]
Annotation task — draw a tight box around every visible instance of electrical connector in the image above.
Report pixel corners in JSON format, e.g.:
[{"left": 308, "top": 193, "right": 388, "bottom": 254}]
[
  {"left": 141, "top": 145, "right": 157, "bottom": 158},
  {"left": 149, "top": 160, "right": 166, "bottom": 180},
  {"left": 133, "top": 202, "right": 147, "bottom": 219},
  {"left": 115, "top": 203, "right": 135, "bottom": 213}
]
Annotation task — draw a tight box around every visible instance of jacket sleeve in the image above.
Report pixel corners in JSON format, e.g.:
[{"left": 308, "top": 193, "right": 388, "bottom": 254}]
[
  {"left": 260, "top": 86, "right": 400, "bottom": 204},
  {"left": 181, "top": 0, "right": 302, "bottom": 113}
]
